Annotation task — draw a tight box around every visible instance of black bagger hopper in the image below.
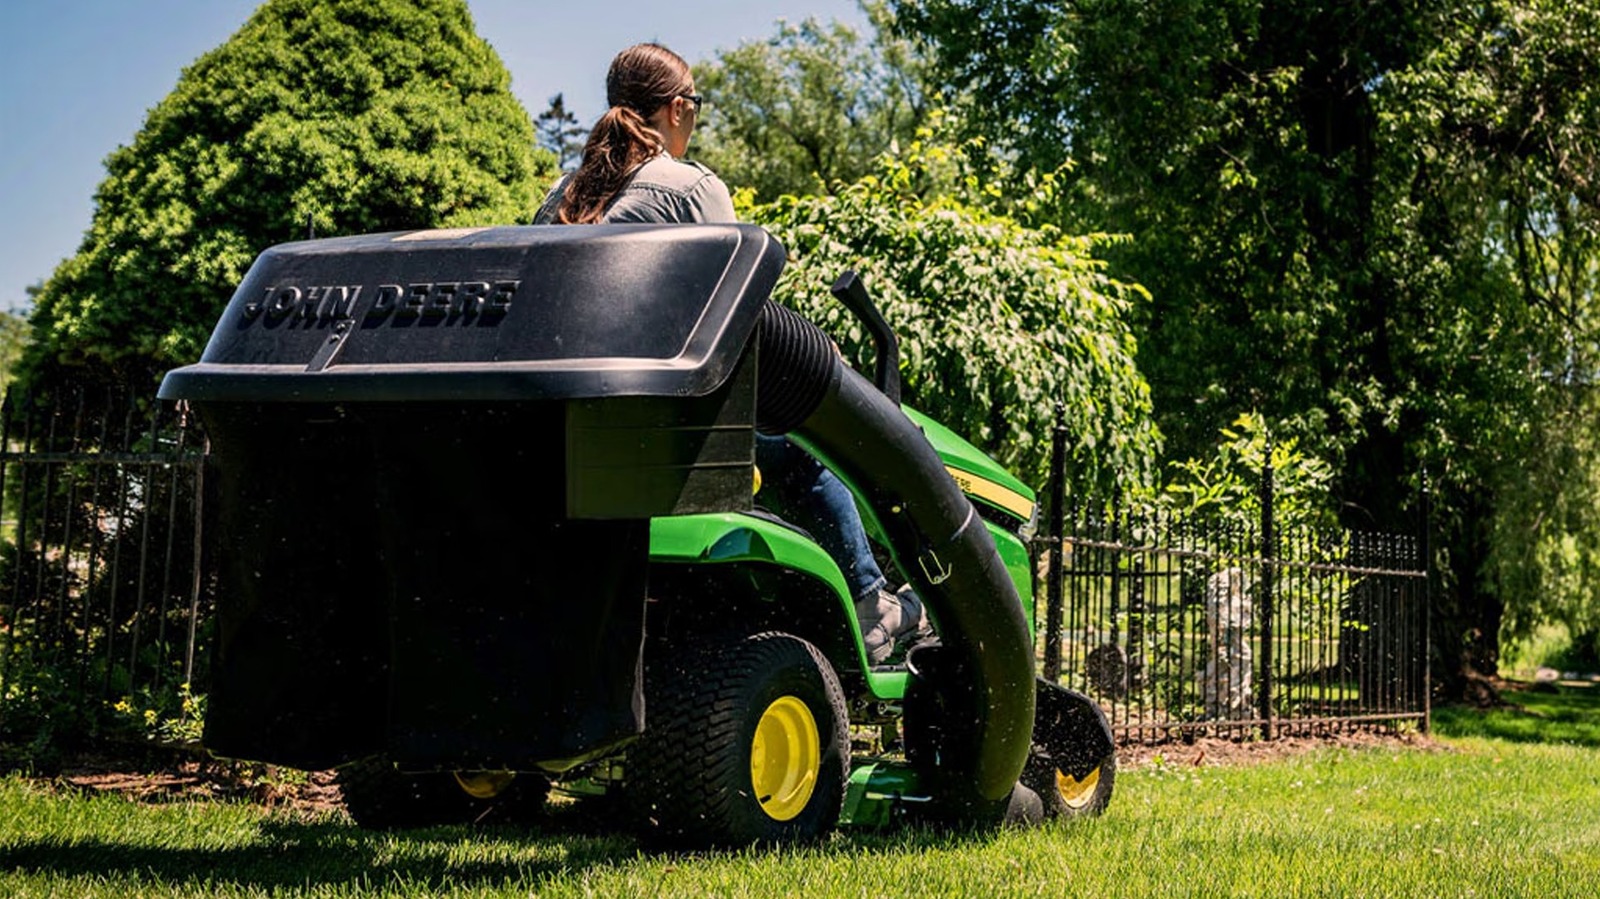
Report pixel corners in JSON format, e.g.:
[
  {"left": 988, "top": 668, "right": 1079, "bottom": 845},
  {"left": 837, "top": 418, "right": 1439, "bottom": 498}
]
[{"left": 160, "top": 223, "right": 1042, "bottom": 829}]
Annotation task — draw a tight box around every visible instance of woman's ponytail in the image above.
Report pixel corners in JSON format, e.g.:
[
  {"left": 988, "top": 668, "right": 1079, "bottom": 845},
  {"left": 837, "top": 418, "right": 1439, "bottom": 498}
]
[
  {"left": 555, "top": 105, "right": 664, "bottom": 224},
  {"left": 553, "top": 43, "right": 694, "bottom": 224}
]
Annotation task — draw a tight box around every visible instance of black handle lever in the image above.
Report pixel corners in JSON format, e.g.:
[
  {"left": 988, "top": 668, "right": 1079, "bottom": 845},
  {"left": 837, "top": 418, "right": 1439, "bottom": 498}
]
[{"left": 830, "top": 270, "right": 901, "bottom": 405}]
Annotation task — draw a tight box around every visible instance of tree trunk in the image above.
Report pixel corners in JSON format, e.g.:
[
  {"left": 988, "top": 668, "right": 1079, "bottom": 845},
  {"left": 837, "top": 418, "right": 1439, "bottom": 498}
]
[{"left": 1432, "top": 491, "right": 1505, "bottom": 704}]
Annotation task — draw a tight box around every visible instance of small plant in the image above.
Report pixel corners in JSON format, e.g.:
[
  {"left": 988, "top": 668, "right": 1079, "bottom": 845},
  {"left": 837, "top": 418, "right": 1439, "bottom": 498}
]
[
  {"left": 0, "top": 644, "right": 99, "bottom": 768},
  {"left": 110, "top": 681, "right": 205, "bottom": 747},
  {"left": 1163, "top": 413, "right": 1337, "bottom": 533}
]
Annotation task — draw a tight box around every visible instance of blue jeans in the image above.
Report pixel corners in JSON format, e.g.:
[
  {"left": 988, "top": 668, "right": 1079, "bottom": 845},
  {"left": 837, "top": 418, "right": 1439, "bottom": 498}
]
[{"left": 755, "top": 434, "right": 887, "bottom": 602}]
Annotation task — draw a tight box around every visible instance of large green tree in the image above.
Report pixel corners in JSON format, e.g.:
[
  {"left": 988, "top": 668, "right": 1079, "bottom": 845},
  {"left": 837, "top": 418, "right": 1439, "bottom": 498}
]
[
  {"left": 23, "top": 0, "right": 555, "bottom": 389},
  {"left": 896, "top": 0, "right": 1600, "bottom": 696},
  {"left": 691, "top": 1, "right": 933, "bottom": 199}
]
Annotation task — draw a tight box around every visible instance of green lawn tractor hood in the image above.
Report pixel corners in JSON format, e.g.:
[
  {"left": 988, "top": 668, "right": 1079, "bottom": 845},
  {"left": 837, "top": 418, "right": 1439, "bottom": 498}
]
[{"left": 906, "top": 408, "right": 1036, "bottom": 525}]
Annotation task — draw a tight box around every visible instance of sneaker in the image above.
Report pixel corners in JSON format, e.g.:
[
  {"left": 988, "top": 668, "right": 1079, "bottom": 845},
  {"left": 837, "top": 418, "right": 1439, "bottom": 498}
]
[
  {"left": 892, "top": 584, "right": 935, "bottom": 643},
  {"left": 857, "top": 586, "right": 937, "bottom": 666},
  {"left": 879, "top": 585, "right": 937, "bottom": 666},
  {"left": 854, "top": 588, "right": 903, "bottom": 665}
]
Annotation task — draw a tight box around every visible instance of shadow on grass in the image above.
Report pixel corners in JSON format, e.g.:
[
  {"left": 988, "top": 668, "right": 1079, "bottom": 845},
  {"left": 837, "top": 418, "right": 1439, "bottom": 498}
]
[
  {"left": 0, "top": 819, "right": 626, "bottom": 890},
  {"left": 1432, "top": 682, "right": 1600, "bottom": 748},
  {"left": 0, "top": 801, "right": 1004, "bottom": 891}
]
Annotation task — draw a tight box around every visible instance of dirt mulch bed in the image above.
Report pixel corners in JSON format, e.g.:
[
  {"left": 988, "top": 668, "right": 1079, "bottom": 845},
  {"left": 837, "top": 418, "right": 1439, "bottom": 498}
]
[
  {"left": 52, "top": 754, "right": 344, "bottom": 817},
  {"left": 1117, "top": 728, "right": 1442, "bottom": 770},
  {"left": 39, "top": 729, "right": 1437, "bottom": 815}
]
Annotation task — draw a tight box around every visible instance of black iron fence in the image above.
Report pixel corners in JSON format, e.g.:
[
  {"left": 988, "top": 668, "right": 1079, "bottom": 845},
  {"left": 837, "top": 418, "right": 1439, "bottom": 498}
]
[
  {"left": 1032, "top": 428, "right": 1430, "bottom": 743},
  {"left": 0, "top": 388, "right": 207, "bottom": 750},
  {"left": 0, "top": 386, "right": 1428, "bottom": 755}
]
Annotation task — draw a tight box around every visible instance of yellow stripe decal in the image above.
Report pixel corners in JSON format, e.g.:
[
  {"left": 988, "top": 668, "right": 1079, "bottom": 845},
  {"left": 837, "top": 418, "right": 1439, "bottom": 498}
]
[{"left": 944, "top": 466, "right": 1035, "bottom": 520}]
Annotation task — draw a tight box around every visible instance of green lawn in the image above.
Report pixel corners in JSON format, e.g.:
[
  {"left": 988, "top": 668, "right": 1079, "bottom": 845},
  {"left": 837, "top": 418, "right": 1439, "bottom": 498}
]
[
  {"left": 1, "top": 686, "right": 1596, "bottom": 898},
  {"left": 1432, "top": 680, "right": 1600, "bottom": 747}
]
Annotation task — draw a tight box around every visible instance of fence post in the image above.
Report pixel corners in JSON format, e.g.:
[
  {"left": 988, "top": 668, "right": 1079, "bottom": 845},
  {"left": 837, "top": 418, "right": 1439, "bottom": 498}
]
[
  {"left": 1420, "top": 470, "right": 1432, "bottom": 734},
  {"left": 1258, "top": 452, "right": 1275, "bottom": 739},
  {"left": 1043, "top": 402, "right": 1067, "bottom": 682}
]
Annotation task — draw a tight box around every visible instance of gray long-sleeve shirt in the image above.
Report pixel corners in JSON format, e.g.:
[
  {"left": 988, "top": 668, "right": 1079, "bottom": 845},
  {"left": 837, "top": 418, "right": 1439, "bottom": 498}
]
[{"left": 533, "top": 152, "right": 737, "bottom": 224}]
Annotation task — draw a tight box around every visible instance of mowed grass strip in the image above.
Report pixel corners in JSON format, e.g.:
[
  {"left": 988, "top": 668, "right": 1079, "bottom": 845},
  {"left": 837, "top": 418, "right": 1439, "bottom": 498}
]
[
  {"left": 0, "top": 685, "right": 1594, "bottom": 898},
  {"left": 1, "top": 732, "right": 1595, "bottom": 899}
]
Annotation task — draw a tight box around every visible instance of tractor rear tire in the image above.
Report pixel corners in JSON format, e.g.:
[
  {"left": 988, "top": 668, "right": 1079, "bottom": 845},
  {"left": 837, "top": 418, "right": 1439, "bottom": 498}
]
[
  {"left": 628, "top": 631, "right": 849, "bottom": 847},
  {"left": 337, "top": 759, "right": 549, "bottom": 829}
]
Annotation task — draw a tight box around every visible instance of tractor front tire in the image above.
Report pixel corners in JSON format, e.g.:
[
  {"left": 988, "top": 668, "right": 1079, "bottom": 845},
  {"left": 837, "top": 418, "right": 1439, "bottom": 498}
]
[
  {"left": 1024, "top": 749, "right": 1116, "bottom": 819},
  {"left": 1022, "top": 683, "right": 1117, "bottom": 819},
  {"left": 629, "top": 631, "right": 849, "bottom": 847}
]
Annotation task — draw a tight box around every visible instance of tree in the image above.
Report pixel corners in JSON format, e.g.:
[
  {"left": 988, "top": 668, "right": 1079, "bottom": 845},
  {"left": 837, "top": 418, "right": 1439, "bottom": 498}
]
[
  {"left": 743, "top": 133, "right": 1159, "bottom": 491},
  {"left": 0, "top": 284, "right": 39, "bottom": 399},
  {"left": 0, "top": 310, "right": 29, "bottom": 400},
  {"left": 535, "top": 93, "right": 587, "bottom": 171},
  {"left": 21, "top": 0, "right": 557, "bottom": 390},
  {"left": 896, "top": 0, "right": 1600, "bottom": 697},
  {"left": 692, "top": 1, "right": 934, "bottom": 200}
]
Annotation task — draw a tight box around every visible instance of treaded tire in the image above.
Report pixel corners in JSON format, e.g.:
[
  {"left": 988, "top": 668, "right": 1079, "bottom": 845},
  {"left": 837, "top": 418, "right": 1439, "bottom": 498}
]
[
  {"left": 628, "top": 631, "right": 849, "bottom": 847},
  {"left": 337, "top": 759, "right": 550, "bottom": 829},
  {"left": 1022, "top": 684, "right": 1117, "bottom": 819},
  {"left": 1023, "top": 748, "right": 1116, "bottom": 819}
]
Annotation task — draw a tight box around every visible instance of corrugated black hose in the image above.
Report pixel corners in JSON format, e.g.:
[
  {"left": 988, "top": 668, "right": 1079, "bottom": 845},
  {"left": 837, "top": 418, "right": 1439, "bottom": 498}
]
[{"left": 754, "top": 302, "right": 1036, "bottom": 816}]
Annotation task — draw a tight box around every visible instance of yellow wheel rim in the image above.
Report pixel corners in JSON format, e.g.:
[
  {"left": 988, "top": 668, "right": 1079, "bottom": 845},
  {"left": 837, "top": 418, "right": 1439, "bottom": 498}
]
[
  {"left": 1057, "top": 765, "right": 1101, "bottom": 810},
  {"left": 749, "top": 695, "right": 821, "bottom": 821},
  {"left": 453, "top": 770, "right": 516, "bottom": 799}
]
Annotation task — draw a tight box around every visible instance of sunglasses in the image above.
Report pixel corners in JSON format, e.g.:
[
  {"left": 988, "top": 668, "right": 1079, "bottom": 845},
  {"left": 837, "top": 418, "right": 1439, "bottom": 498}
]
[{"left": 680, "top": 93, "right": 704, "bottom": 113}]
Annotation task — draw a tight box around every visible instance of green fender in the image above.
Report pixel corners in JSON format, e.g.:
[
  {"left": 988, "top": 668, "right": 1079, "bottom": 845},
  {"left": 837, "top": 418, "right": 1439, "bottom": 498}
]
[
  {"left": 648, "top": 512, "right": 1032, "bottom": 701},
  {"left": 649, "top": 513, "right": 912, "bottom": 699},
  {"left": 649, "top": 513, "right": 846, "bottom": 584}
]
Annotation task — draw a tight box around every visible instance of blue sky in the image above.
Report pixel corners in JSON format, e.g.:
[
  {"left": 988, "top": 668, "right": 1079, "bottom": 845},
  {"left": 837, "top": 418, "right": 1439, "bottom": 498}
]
[{"left": 0, "top": 0, "right": 867, "bottom": 312}]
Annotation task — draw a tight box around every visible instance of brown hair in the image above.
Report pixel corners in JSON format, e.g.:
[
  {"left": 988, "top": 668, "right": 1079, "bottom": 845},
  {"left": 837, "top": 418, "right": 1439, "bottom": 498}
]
[{"left": 555, "top": 44, "right": 694, "bottom": 224}]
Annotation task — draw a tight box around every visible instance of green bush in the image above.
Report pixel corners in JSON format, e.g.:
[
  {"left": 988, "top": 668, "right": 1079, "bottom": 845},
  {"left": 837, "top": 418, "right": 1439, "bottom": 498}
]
[
  {"left": 742, "top": 132, "right": 1159, "bottom": 492},
  {"left": 1501, "top": 623, "right": 1600, "bottom": 677}
]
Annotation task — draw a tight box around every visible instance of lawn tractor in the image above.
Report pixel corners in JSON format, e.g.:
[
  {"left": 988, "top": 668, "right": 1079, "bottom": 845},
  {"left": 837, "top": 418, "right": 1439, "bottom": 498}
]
[{"left": 158, "top": 223, "right": 1116, "bottom": 846}]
